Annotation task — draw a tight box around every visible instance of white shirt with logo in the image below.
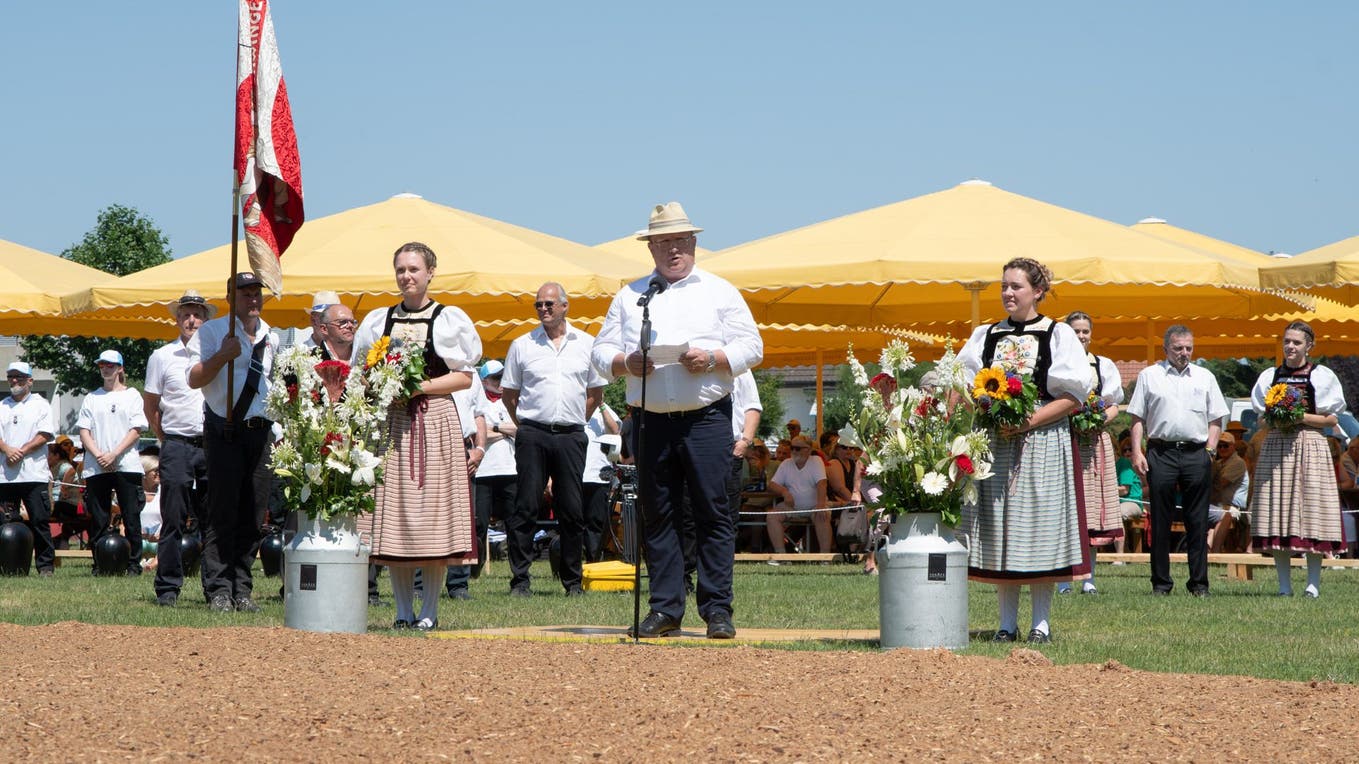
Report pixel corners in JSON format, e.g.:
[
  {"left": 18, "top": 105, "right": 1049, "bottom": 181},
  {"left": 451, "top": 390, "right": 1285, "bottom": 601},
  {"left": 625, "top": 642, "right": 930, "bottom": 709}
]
[
  {"left": 0, "top": 393, "right": 54, "bottom": 484},
  {"left": 77, "top": 387, "right": 148, "bottom": 478}
]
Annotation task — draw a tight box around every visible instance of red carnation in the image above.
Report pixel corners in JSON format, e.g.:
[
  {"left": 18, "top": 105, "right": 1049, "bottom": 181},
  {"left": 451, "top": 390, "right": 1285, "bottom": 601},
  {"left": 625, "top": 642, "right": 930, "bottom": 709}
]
[
  {"left": 1006, "top": 376, "right": 1023, "bottom": 395},
  {"left": 915, "top": 396, "right": 937, "bottom": 417},
  {"left": 955, "top": 454, "right": 975, "bottom": 475},
  {"left": 286, "top": 383, "right": 299, "bottom": 403}
]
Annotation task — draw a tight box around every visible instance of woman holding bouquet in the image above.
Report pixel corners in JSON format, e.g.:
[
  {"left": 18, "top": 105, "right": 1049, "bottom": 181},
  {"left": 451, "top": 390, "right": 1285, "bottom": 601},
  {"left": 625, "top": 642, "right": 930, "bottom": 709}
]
[
  {"left": 959, "top": 258, "right": 1091, "bottom": 643},
  {"left": 1057, "top": 311, "right": 1124, "bottom": 595},
  {"left": 1249, "top": 321, "right": 1346, "bottom": 598},
  {"left": 352, "top": 242, "right": 482, "bottom": 630}
]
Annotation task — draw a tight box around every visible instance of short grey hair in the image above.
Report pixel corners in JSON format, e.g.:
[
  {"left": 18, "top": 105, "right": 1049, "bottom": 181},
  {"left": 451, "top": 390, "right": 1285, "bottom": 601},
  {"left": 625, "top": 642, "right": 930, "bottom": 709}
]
[{"left": 1163, "top": 324, "right": 1193, "bottom": 348}]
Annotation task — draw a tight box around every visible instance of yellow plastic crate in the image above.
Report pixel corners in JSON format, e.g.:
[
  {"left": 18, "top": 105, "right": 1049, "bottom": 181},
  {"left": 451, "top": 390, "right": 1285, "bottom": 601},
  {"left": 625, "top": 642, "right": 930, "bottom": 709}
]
[{"left": 582, "top": 560, "right": 637, "bottom": 592}]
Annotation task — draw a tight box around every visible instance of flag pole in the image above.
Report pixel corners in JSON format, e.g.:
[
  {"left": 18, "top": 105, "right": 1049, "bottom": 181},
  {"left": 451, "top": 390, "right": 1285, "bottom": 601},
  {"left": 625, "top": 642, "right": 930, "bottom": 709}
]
[{"left": 225, "top": 176, "right": 240, "bottom": 432}]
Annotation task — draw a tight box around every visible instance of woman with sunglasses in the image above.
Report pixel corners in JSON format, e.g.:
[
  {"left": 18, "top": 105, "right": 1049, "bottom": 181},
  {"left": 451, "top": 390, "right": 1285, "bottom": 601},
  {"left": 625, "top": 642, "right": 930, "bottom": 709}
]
[
  {"left": 1058, "top": 311, "right": 1124, "bottom": 595},
  {"left": 1248, "top": 321, "right": 1347, "bottom": 598}
]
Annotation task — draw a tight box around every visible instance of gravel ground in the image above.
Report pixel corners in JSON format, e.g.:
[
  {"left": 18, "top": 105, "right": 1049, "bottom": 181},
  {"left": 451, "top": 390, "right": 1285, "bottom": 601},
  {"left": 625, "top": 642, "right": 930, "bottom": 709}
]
[{"left": 2, "top": 622, "right": 1355, "bottom": 762}]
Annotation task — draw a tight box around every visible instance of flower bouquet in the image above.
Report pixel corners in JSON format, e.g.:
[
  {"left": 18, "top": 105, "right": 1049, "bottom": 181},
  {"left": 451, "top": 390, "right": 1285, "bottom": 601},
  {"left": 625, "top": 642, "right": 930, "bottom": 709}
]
[
  {"left": 1262, "top": 382, "right": 1306, "bottom": 431},
  {"left": 969, "top": 365, "right": 1039, "bottom": 433},
  {"left": 1070, "top": 390, "right": 1109, "bottom": 442},
  {"left": 846, "top": 340, "right": 993, "bottom": 527},
  {"left": 363, "top": 335, "right": 426, "bottom": 405},
  {"left": 267, "top": 346, "right": 389, "bottom": 520}
]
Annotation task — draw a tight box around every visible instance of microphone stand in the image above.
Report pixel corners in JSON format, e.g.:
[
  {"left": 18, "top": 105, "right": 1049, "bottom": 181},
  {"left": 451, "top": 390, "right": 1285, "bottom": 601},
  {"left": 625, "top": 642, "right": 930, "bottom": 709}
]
[{"left": 631, "top": 291, "right": 655, "bottom": 643}]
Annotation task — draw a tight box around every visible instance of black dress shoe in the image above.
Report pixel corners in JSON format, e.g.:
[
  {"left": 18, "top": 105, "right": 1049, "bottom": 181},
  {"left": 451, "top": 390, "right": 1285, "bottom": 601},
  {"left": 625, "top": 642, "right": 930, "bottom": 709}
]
[
  {"left": 628, "top": 611, "right": 681, "bottom": 638},
  {"left": 991, "top": 629, "right": 1017, "bottom": 643},
  {"left": 706, "top": 612, "right": 736, "bottom": 640},
  {"left": 1190, "top": 589, "right": 1211, "bottom": 598},
  {"left": 234, "top": 596, "right": 262, "bottom": 613},
  {"left": 564, "top": 585, "right": 585, "bottom": 597},
  {"left": 1027, "top": 629, "right": 1051, "bottom": 644},
  {"left": 1151, "top": 589, "right": 1171, "bottom": 596},
  {"left": 209, "top": 594, "right": 234, "bottom": 613},
  {"left": 392, "top": 619, "right": 413, "bottom": 630}
]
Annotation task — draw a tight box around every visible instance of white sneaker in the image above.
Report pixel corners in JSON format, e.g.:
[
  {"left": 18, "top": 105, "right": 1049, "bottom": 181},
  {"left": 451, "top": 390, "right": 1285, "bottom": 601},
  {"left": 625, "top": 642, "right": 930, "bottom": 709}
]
[
  {"left": 766, "top": 559, "right": 782, "bottom": 567},
  {"left": 1304, "top": 585, "right": 1319, "bottom": 599}
]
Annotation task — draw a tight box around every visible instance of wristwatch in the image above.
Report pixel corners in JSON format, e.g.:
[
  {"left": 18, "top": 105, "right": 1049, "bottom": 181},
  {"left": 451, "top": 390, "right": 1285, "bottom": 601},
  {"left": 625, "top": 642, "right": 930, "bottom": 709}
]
[
  {"left": 705, "top": 349, "right": 717, "bottom": 372},
  {"left": 492, "top": 424, "right": 500, "bottom": 433}
]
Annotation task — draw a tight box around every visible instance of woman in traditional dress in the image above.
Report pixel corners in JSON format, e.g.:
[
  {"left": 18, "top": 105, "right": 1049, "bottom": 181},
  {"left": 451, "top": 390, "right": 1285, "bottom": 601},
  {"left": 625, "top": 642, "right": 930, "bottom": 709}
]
[
  {"left": 959, "top": 258, "right": 1091, "bottom": 643},
  {"left": 1057, "top": 311, "right": 1124, "bottom": 595},
  {"left": 77, "top": 350, "right": 148, "bottom": 576},
  {"left": 1248, "top": 321, "right": 1347, "bottom": 598},
  {"left": 352, "top": 242, "right": 482, "bottom": 630}
]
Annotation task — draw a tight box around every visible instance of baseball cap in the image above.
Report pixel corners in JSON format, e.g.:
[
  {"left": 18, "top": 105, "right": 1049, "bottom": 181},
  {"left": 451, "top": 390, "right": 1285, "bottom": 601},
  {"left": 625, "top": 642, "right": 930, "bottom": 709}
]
[
  {"left": 6, "top": 361, "right": 32, "bottom": 377},
  {"left": 230, "top": 272, "right": 264, "bottom": 290},
  {"left": 478, "top": 360, "right": 505, "bottom": 379},
  {"left": 96, "top": 350, "right": 124, "bottom": 366}
]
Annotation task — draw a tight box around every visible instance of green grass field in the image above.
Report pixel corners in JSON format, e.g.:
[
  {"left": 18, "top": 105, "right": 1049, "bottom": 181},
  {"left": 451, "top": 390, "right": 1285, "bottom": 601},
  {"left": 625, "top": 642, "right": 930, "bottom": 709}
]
[{"left": 3, "top": 557, "right": 1356, "bottom": 684}]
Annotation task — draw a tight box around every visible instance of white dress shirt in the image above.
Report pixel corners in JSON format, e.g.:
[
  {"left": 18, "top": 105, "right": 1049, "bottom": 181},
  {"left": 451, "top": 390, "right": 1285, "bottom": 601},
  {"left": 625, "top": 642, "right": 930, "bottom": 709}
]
[
  {"left": 592, "top": 267, "right": 763, "bottom": 413},
  {"left": 1125, "top": 361, "right": 1229, "bottom": 442},
  {"left": 1250, "top": 364, "right": 1346, "bottom": 416},
  {"left": 0, "top": 393, "right": 54, "bottom": 484},
  {"left": 502, "top": 323, "right": 606, "bottom": 426},
  {"left": 730, "top": 370, "right": 763, "bottom": 441},
  {"left": 145, "top": 338, "right": 206, "bottom": 437},
  {"left": 77, "top": 387, "right": 148, "bottom": 478},
  {"left": 187, "top": 314, "right": 277, "bottom": 420}
]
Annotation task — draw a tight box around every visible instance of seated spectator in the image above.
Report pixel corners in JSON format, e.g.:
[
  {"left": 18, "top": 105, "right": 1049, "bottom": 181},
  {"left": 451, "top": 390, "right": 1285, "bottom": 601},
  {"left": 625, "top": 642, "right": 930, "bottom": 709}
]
[
  {"left": 816, "top": 430, "right": 839, "bottom": 463},
  {"left": 1114, "top": 437, "right": 1144, "bottom": 554},
  {"left": 1207, "top": 433, "right": 1250, "bottom": 552},
  {"left": 766, "top": 434, "right": 831, "bottom": 560},
  {"left": 1341, "top": 436, "right": 1359, "bottom": 484},
  {"left": 139, "top": 454, "right": 162, "bottom": 570},
  {"left": 773, "top": 438, "right": 792, "bottom": 464},
  {"left": 47, "top": 435, "right": 88, "bottom": 549}
]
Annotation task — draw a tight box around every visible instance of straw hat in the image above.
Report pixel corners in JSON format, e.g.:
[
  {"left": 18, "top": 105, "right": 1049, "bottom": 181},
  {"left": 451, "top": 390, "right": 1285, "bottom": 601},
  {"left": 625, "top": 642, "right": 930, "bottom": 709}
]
[
  {"left": 309, "top": 290, "right": 340, "bottom": 316},
  {"left": 169, "top": 289, "right": 218, "bottom": 319},
  {"left": 635, "top": 202, "right": 703, "bottom": 241}
]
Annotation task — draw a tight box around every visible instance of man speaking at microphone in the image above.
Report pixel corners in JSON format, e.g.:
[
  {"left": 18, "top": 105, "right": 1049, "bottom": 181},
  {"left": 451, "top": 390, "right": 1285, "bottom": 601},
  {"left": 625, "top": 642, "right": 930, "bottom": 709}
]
[{"left": 593, "top": 202, "right": 762, "bottom": 639}]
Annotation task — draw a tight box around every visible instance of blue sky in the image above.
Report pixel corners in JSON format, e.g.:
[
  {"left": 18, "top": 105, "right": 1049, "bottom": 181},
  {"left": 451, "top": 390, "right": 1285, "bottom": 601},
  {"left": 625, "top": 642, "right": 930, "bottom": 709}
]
[{"left": 3, "top": 2, "right": 1356, "bottom": 259}]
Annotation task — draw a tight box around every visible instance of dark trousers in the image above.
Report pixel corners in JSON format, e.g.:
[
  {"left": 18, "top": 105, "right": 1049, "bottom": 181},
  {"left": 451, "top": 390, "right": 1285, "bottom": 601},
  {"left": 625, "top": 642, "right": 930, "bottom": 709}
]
[
  {"left": 509, "top": 423, "right": 587, "bottom": 591},
  {"left": 582, "top": 480, "right": 611, "bottom": 563},
  {"left": 724, "top": 455, "right": 746, "bottom": 549},
  {"left": 448, "top": 474, "right": 517, "bottom": 591},
  {"left": 1147, "top": 445, "right": 1212, "bottom": 593},
  {"left": 0, "top": 482, "right": 56, "bottom": 572},
  {"left": 154, "top": 437, "right": 208, "bottom": 597},
  {"left": 202, "top": 416, "right": 271, "bottom": 601},
  {"left": 84, "top": 472, "right": 144, "bottom": 573},
  {"left": 634, "top": 398, "right": 735, "bottom": 622}
]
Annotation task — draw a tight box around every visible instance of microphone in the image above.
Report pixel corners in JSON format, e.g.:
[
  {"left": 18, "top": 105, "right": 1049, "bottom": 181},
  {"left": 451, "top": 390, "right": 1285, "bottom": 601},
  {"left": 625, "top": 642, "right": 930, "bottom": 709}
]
[{"left": 637, "top": 276, "right": 668, "bottom": 307}]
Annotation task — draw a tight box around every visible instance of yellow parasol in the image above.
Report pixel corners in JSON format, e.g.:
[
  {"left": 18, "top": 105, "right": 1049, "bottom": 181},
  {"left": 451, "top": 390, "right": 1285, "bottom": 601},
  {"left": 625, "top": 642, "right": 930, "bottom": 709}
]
[
  {"left": 0, "top": 238, "right": 154, "bottom": 337},
  {"left": 1259, "top": 234, "right": 1359, "bottom": 305},
  {"left": 706, "top": 180, "right": 1308, "bottom": 328}
]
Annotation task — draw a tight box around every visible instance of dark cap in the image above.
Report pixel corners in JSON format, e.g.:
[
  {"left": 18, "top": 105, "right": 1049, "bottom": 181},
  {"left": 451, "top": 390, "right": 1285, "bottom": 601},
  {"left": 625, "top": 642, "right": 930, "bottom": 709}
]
[{"left": 230, "top": 271, "right": 264, "bottom": 290}]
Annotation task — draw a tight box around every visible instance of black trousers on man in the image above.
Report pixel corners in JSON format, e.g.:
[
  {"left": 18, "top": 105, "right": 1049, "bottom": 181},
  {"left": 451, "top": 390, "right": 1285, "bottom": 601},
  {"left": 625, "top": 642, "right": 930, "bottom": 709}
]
[
  {"left": 1147, "top": 441, "right": 1212, "bottom": 594},
  {"left": 155, "top": 435, "right": 208, "bottom": 598},
  {"left": 633, "top": 397, "right": 735, "bottom": 624},
  {"left": 582, "top": 479, "right": 611, "bottom": 562},
  {"left": 0, "top": 482, "right": 56, "bottom": 572},
  {"left": 84, "top": 471, "right": 144, "bottom": 575},
  {"left": 202, "top": 414, "right": 272, "bottom": 602},
  {"left": 508, "top": 421, "right": 587, "bottom": 592}
]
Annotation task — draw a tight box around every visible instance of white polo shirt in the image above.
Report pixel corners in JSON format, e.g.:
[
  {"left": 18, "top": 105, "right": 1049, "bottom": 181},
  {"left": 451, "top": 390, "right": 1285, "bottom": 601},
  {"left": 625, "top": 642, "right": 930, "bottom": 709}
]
[
  {"left": 0, "top": 393, "right": 54, "bottom": 484},
  {"left": 77, "top": 387, "right": 149, "bottom": 478},
  {"left": 1126, "top": 361, "right": 1229, "bottom": 442},
  {"left": 502, "top": 323, "right": 606, "bottom": 426},
  {"left": 186, "top": 315, "right": 276, "bottom": 420},
  {"left": 145, "top": 338, "right": 205, "bottom": 438}
]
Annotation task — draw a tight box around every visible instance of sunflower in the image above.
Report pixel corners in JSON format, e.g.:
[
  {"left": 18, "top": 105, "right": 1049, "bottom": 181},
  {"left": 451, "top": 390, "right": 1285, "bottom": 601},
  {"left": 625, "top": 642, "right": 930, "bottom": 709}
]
[
  {"left": 365, "top": 335, "right": 392, "bottom": 369},
  {"left": 972, "top": 366, "right": 1011, "bottom": 401},
  {"left": 1264, "top": 382, "right": 1290, "bottom": 408}
]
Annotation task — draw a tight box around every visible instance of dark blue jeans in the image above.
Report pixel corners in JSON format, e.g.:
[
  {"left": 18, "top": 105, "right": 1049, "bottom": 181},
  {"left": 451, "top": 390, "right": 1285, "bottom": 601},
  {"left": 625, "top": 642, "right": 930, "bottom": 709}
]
[{"left": 633, "top": 397, "right": 735, "bottom": 622}]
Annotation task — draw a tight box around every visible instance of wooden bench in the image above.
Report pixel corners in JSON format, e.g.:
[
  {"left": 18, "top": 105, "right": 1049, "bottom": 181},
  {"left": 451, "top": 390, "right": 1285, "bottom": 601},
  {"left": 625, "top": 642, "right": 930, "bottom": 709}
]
[
  {"left": 735, "top": 553, "right": 863, "bottom": 563},
  {"left": 1098, "top": 552, "right": 1359, "bottom": 581},
  {"left": 51, "top": 549, "right": 93, "bottom": 569},
  {"left": 1124, "top": 516, "right": 1185, "bottom": 554}
]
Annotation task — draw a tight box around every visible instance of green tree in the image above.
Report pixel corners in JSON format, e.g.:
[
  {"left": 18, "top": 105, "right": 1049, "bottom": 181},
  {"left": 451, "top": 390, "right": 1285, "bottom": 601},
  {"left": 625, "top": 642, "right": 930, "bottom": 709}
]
[
  {"left": 602, "top": 376, "right": 627, "bottom": 416},
  {"left": 20, "top": 205, "right": 172, "bottom": 393},
  {"left": 1197, "top": 357, "right": 1273, "bottom": 399},
  {"left": 751, "top": 369, "right": 784, "bottom": 440}
]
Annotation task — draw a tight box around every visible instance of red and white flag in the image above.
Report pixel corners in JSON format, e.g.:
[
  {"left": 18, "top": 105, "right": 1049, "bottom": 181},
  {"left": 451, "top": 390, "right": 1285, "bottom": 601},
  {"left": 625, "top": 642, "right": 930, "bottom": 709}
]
[{"left": 235, "top": 0, "right": 303, "bottom": 295}]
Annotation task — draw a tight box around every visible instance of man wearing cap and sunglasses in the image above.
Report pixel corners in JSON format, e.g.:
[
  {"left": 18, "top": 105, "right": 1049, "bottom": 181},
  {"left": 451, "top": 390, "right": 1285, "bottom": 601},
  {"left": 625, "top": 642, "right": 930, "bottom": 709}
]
[
  {"left": 592, "top": 202, "right": 763, "bottom": 639},
  {"left": 187, "top": 272, "right": 278, "bottom": 614},
  {"left": 0, "top": 361, "right": 57, "bottom": 575},
  {"left": 144, "top": 290, "right": 216, "bottom": 606}
]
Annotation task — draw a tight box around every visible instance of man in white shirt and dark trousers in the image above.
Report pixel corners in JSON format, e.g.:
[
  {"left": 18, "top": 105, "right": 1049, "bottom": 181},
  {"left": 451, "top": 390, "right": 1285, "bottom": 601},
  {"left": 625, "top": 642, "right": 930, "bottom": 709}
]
[
  {"left": 593, "top": 202, "right": 764, "bottom": 639},
  {"left": 1126, "top": 325, "right": 1229, "bottom": 597},
  {"left": 502, "top": 282, "right": 606, "bottom": 597},
  {"left": 0, "top": 361, "right": 56, "bottom": 575},
  {"left": 187, "top": 272, "right": 277, "bottom": 614},
  {"left": 144, "top": 290, "right": 214, "bottom": 607}
]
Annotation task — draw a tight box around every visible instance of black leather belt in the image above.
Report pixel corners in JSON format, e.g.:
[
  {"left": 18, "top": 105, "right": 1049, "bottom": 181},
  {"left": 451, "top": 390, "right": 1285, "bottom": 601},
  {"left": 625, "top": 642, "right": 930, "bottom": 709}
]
[
  {"left": 206, "top": 411, "right": 273, "bottom": 430},
  {"left": 163, "top": 433, "right": 204, "bottom": 448},
  {"left": 632, "top": 401, "right": 723, "bottom": 420},
  {"left": 1148, "top": 439, "right": 1206, "bottom": 451},
  {"left": 522, "top": 419, "right": 583, "bottom": 434}
]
